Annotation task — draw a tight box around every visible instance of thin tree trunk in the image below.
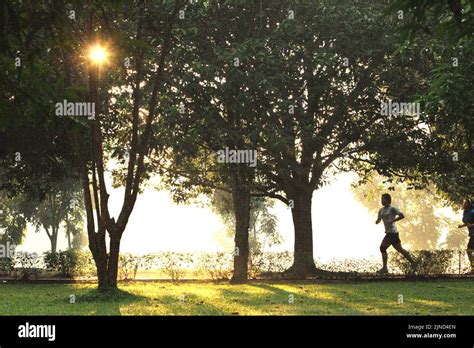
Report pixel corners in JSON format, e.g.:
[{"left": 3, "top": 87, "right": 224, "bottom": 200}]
[{"left": 230, "top": 175, "right": 251, "bottom": 284}]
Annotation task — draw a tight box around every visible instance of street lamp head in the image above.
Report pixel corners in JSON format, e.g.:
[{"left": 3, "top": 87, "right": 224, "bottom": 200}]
[{"left": 89, "top": 44, "right": 108, "bottom": 65}]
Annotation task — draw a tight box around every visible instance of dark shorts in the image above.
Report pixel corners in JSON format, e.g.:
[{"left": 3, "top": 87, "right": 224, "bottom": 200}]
[
  {"left": 381, "top": 233, "right": 402, "bottom": 246},
  {"left": 468, "top": 236, "right": 474, "bottom": 250}
]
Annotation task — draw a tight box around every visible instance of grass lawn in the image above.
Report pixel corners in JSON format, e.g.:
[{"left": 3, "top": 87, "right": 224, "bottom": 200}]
[{"left": 0, "top": 279, "right": 472, "bottom": 315}]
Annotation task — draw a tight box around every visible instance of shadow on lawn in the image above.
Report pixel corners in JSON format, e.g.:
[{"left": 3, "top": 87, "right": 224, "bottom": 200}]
[
  {"left": 73, "top": 286, "right": 228, "bottom": 315},
  {"left": 243, "top": 283, "right": 459, "bottom": 315},
  {"left": 71, "top": 288, "right": 147, "bottom": 315}
]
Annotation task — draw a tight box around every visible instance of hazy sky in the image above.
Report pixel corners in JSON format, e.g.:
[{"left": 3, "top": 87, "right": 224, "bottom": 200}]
[{"left": 18, "top": 172, "right": 401, "bottom": 261}]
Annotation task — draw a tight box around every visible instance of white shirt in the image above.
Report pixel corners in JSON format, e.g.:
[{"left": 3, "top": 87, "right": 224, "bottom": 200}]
[{"left": 378, "top": 205, "right": 403, "bottom": 234}]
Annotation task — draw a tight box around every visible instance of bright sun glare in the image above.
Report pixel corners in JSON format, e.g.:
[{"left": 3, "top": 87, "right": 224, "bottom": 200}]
[{"left": 89, "top": 45, "right": 108, "bottom": 64}]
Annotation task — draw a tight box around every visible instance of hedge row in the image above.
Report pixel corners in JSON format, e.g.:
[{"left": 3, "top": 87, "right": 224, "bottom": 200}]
[{"left": 0, "top": 249, "right": 470, "bottom": 280}]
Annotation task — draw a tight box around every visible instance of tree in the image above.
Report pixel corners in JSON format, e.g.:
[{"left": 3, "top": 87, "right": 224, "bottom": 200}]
[
  {"left": 1, "top": 0, "right": 187, "bottom": 290},
  {"left": 27, "top": 178, "right": 84, "bottom": 253},
  {"left": 155, "top": 0, "right": 272, "bottom": 282},
  {"left": 210, "top": 190, "right": 282, "bottom": 256},
  {"left": 0, "top": 1, "right": 77, "bottom": 200},
  {"left": 0, "top": 192, "right": 28, "bottom": 245},
  {"left": 158, "top": 0, "right": 433, "bottom": 278},
  {"left": 248, "top": 0, "right": 431, "bottom": 276}
]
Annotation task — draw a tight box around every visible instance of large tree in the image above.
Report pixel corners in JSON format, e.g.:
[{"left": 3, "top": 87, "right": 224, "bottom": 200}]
[
  {"left": 155, "top": 0, "right": 273, "bottom": 282},
  {"left": 158, "top": 0, "right": 434, "bottom": 278},
  {"left": 248, "top": 0, "right": 432, "bottom": 276},
  {"left": 1, "top": 0, "right": 187, "bottom": 290}
]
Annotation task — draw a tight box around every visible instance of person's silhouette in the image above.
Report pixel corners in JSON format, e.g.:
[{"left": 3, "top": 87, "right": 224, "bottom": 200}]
[
  {"left": 457, "top": 198, "right": 474, "bottom": 274},
  {"left": 375, "top": 193, "right": 415, "bottom": 274}
]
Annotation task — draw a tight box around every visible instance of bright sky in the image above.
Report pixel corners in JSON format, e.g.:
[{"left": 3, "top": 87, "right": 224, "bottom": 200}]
[{"left": 18, "top": 172, "right": 391, "bottom": 261}]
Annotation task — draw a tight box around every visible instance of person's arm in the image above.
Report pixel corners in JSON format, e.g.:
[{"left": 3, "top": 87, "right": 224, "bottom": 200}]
[
  {"left": 375, "top": 210, "right": 381, "bottom": 224},
  {"left": 387, "top": 208, "right": 404, "bottom": 224},
  {"left": 393, "top": 212, "right": 405, "bottom": 222}
]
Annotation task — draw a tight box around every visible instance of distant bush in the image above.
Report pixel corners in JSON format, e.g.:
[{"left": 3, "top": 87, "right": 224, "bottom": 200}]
[
  {"left": 0, "top": 257, "right": 14, "bottom": 275},
  {"left": 13, "top": 252, "right": 42, "bottom": 280},
  {"left": 318, "top": 258, "right": 380, "bottom": 274},
  {"left": 75, "top": 251, "right": 96, "bottom": 277},
  {"left": 0, "top": 249, "right": 469, "bottom": 281},
  {"left": 159, "top": 252, "right": 193, "bottom": 281},
  {"left": 391, "top": 250, "right": 456, "bottom": 275},
  {"left": 118, "top": 253, "right": 155, "bottom": 280},
  {"left": 44, "top": 250, "right": 78, "bottom": 278},
  {"left": 249, "top": 251, "right": 293, "bottom": 277},
  {"left": 198, "top": 252, "right": 232, "bottom": 280}
]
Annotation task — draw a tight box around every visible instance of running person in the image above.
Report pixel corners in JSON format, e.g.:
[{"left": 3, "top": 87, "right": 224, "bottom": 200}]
[
  {"left": 457, "top": 198, "right": 474, "bottom": 274},
  {"left": 376, "top": 193, "right": 415, "bottom": 273}
]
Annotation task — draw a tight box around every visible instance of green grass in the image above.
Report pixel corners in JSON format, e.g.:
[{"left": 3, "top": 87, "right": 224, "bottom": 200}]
[{"left": 0, "top": 279, "right": 472, "bottom": 315}]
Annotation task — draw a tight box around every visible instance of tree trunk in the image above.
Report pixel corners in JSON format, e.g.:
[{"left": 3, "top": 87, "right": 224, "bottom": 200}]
[
  {"left": 92, "top": 232, "right": 122, "bottom": 292},
  {"left": 50, "top": 237, "right": 57, "bottom": 254},
  {"left": 286, "top": 189, "right": 318, "bottom": 277},
  {"left": 106, "top": 233, "right": 122, "bottom": 289},
  {"left": 96, "top": 255, "right": 108, "bottom": 290},
  {"left": 50, "top": 227, "right": 58, "bottom": 254},
  {"left": 230, "top": 176, "right": 251, "bottom": 284}
]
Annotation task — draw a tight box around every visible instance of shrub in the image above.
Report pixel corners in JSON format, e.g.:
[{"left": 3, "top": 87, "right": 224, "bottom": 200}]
[
  {"left": 44, "top": 250, "right": 78, "bottom": 278},
  {"left": 249, "top": 251, "right": 293, "bottom": 277},
  {"left": 391, "top": 250, "right": 455, "bottom": 275},
  {"left": 160, "top": 252, "right": 193, "bottom": 281},
  {"left": 118, "top": 254, "right": 156, "bottom": 280},
  {"left": 318, "top": 258, "right": 380, "bottom": 274},
  {"left": 66, "top": 251, "right": 95, "bottom": 278},
  {"left": 198, "top": 252, "right": 232, "bottom": 280},
  {"left": 0, "top": 257, "right": 14, "bottom": 276},
  {"left": 13, "top": 252, "right": 42, "bottom": 280}
]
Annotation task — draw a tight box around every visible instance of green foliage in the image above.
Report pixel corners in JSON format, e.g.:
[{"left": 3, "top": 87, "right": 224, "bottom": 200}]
[
  {"left": 159, "top": 252, "right": 193, "bottom": 281},
  {"left": 391, "top": 249, "right": 458, "bottom": 275},
  {"left": 210, "top": 190, "right": 282, "bottom": 253},
  {"left": 118, "top": 254, "right": 156, "bottom": 281},
  {"left": 12, "top": 252, "right": 42, "bottom": 280},
  {"left": 383, "top": 0, "right": 474, "bottom": 203},
  {"left": 0, "top": 192, "right": 28, "bottom": 245},
  {"left": 197, "top": 252, "right": 233, "bottom": 280},
  {"left": 0, "top": 257, "right": 14, "bottom": 275},
  {"left": 43, "top": 250, "right": 78, "bottom": 278}
]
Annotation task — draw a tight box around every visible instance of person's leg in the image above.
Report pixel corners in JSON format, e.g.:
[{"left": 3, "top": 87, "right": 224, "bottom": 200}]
[
  {"left": 379, "top": 237, "right": 390, "bottom": 272},
  {"left": 467, "top": 237, "right": 474, "bottom": 274},
  {"left": 467, "top": 237, "right": 474, "bottom": 273},
  {"left": 393, "top": 243, "right": 415, "bottom": 264}
]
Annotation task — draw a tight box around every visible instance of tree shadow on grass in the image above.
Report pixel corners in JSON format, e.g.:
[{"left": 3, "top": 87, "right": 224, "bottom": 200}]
[
  {"left": 67, "top": 287, "right": 148, "bottom": 315},
  {"left": 222, "top": 283, "right": 335, "bottom": 315},
  {"left": 244, "top": 283, "right": 458, "bottom": 315},
  {"left": 73, "top": 286, "right": 229, "bottom": 315},
  {"left": 146, "top": 293, "right": 228, "bottom": 315}
]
